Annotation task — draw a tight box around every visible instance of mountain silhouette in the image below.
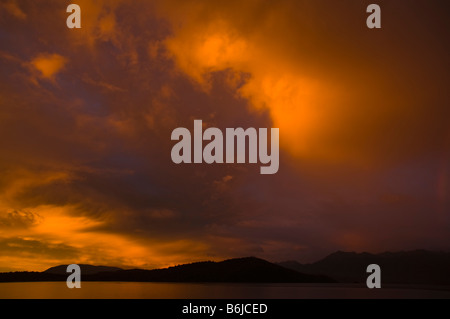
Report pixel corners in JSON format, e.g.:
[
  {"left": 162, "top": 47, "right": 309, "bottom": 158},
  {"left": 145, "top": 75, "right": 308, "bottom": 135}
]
[
  {"left": 0, "top": 257, "right": 334, "bottom": 283},
  {"left": 5, "top": 251, "right": 448, "bottom": 285},
  {"left": 278, "top": 250, "right": 450, "bottom": 285},
  {"left": 44, "top": 264, "right": 123, "bottom": 275},
  {"left": 89, "top": 257, "right": 334, "bottom": 283}
]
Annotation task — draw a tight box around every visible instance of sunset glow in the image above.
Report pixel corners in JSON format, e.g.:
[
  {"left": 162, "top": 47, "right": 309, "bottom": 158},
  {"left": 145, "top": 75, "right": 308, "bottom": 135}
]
[{"left": 0, "top": 0, "right": 449, "bottom": 272}]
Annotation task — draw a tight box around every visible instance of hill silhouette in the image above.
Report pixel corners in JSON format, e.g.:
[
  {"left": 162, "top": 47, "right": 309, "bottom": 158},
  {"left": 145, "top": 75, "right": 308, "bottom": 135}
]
[
  {"left": 44, "top": 264, "right": 123, "bottom": 275},
  {"left": 278, "top": 250, "right": 450, "bottom": 285},
  {"left": 0, "top": 257, "right": 334, "bottom": 283},
  {"left": 90, "top": 257, "right": 334, "bottom": 283},
  {"left": 5, "top": 251, "right": 448, "bottom": 285}
]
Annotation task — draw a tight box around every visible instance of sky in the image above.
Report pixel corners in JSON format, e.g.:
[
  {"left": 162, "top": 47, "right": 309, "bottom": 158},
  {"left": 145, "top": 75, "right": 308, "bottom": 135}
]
[{"left": 0, "top": 0, "right": 449, "bottom": 271}]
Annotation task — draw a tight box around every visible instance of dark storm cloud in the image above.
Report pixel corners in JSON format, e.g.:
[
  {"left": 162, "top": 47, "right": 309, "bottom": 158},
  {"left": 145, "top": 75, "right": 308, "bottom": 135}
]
[
  {"left": 0, "top": 237, "right": 79, "bottom": 259},
  {"left": 0, "top": 210, "right": 40, "bottom": 229}
]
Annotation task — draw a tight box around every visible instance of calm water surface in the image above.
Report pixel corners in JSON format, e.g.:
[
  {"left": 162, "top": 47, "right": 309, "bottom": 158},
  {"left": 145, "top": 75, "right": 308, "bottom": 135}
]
[{"left": 0, "top": 282, "right": 449, "bottom": 299}]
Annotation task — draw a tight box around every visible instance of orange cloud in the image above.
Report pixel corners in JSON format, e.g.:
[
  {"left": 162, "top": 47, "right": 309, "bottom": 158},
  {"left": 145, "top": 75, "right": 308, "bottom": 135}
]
[
  {"left": 160, "top": 0, "right": 450, "bottom": 170},
  {"left": 161, "top": 2, "right": 347, "bottom": 163},
  {"left": 30, "top": 53, "right": 67, "bottom": 80},
  {"left": 0, "top": 203, "right": 211, "bottom": 271}
]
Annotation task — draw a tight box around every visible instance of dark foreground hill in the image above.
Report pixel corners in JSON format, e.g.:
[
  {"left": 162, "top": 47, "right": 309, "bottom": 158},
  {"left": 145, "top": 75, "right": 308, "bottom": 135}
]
[
  {"left": 0, "top": 257, "right": 334, "bottom": 283},
  {"left": 278, "top": 250, "right": 450, "bottom": 285},
  {"left": 44, "top": 264, "right": 123, "bottom": 275}
]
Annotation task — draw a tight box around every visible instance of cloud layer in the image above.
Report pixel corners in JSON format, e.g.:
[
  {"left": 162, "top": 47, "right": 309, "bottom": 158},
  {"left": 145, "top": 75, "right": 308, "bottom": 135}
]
[{"left": 0, "top": 0, "right": 449, "bottom": 271}]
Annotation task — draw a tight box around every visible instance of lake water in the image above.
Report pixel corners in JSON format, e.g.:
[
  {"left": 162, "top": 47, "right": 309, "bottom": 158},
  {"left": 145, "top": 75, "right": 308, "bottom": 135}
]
[{"left": 0, "top": 282, "right": 449, "bottom": 299}]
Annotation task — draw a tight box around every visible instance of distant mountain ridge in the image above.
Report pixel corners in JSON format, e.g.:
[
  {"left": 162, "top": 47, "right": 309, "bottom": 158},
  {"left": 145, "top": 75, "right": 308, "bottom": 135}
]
[
  {"left": 44, "top": 264, "right": 123, "bottom": 275},
  {"left": 2, "top": 251, "right": 448, "bottom": 285},
  {"left": 278, "top": 250, "right": 450, "bottom": 285},
  {"left": 89, "top": 257, "right": 334, "bottom": 283},
  {"left": 0, "top": 257, "right": 334, "bottom": 283}
]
